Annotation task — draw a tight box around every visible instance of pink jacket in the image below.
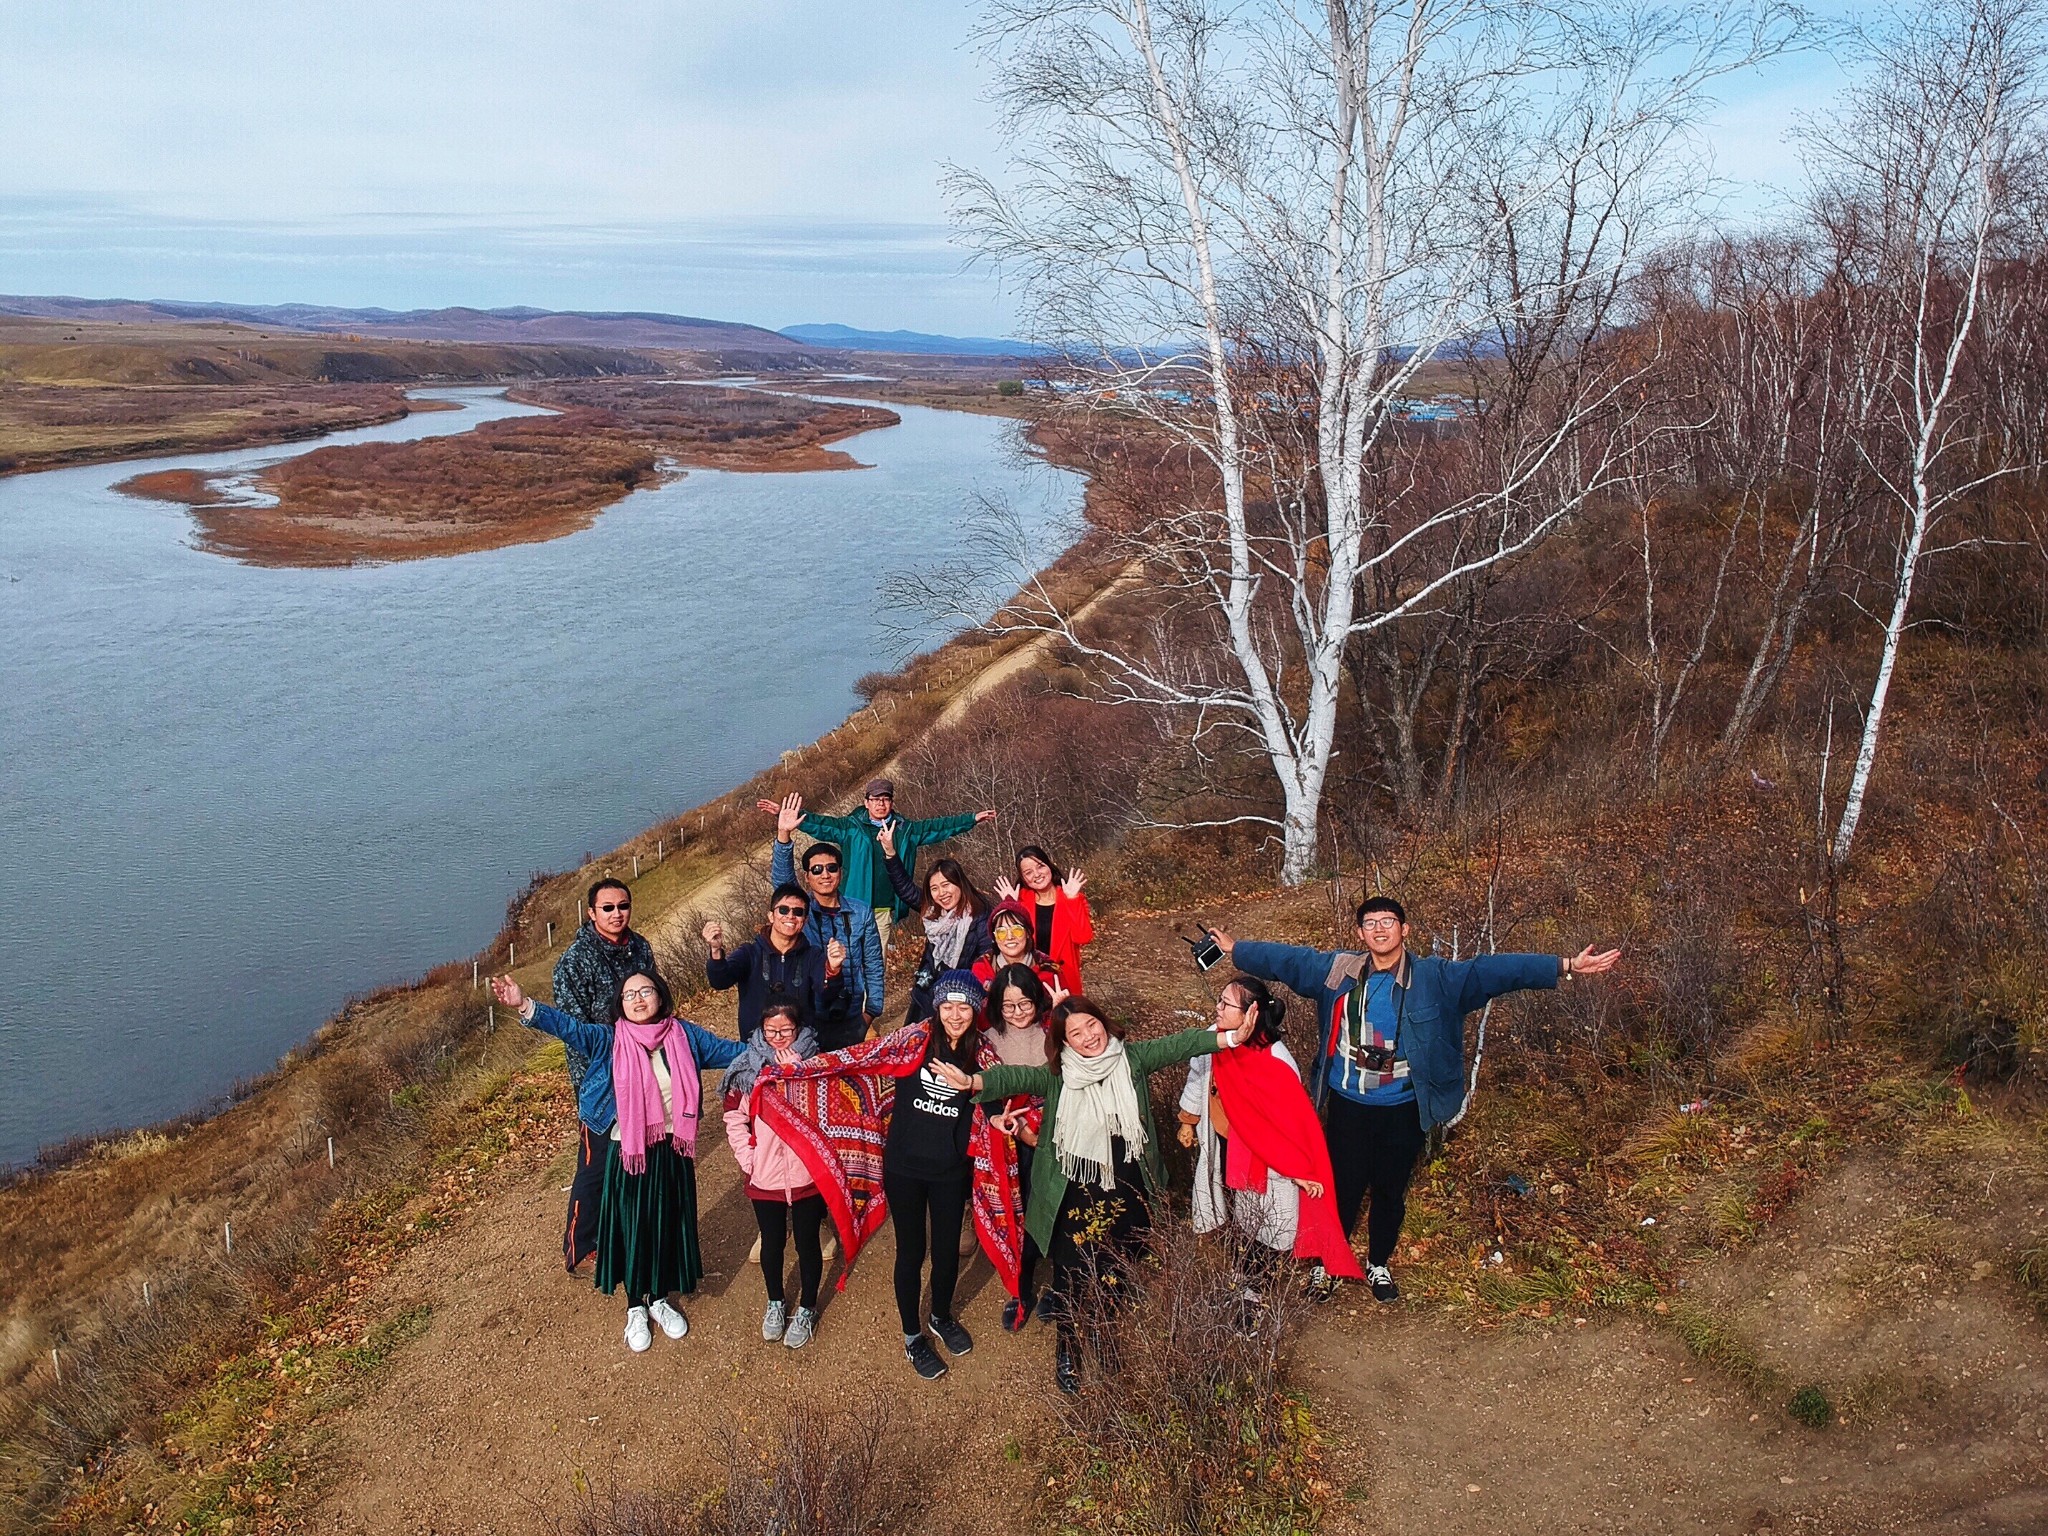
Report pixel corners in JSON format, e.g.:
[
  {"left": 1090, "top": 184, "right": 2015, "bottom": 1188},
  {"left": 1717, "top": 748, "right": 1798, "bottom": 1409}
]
[{"left": 723, "top": 1085, "right": 819, "bottom": 1202}]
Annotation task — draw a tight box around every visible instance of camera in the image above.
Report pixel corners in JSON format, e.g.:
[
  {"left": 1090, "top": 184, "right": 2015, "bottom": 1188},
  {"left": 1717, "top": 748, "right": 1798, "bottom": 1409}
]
[
  {"left": 1357, "top": 1044, "right": 1398, "bottom": 1072},
  {"left": 1181, "top": 927, "right": 1225, "bottom": 971}
]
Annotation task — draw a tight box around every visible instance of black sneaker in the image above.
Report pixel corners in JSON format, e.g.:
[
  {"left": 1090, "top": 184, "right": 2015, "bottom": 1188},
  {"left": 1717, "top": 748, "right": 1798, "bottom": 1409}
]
[
  {"left": 1304, "top": 1263, "right": 1341, "bottom": 1303},
  {"left": 1035, "top": 1289, "right": 1059, "bottom": 1324},
  {"left": 1366, "top": 1262, "right": 1400, "bottom": 1303},
  {"left": 1002, "top": 1297, "right": 1029, "bottom": 1333},
  {"left": 1054, "top": 1337, "right": 1080, "bottom": 1396},
  {"left": 906, "top": 1334, "right": 948, "bottom": 1380},
  {"left": 929, "top": 1313, "right": 974, "bottom": 1356}
]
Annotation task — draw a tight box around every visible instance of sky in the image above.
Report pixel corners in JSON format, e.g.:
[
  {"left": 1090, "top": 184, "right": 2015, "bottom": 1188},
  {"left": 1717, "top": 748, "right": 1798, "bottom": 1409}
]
[{"left": 0, "top": 1, "right": 1856, "bottom": 335}]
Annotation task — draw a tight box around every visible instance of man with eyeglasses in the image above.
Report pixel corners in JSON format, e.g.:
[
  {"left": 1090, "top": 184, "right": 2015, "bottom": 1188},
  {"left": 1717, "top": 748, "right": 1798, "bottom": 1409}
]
[
  {"left": 548, "top": 877, "right": 659, "bottom": 1273},
  {"left": 1211, "top": 896, "right": 1620, "bottom": 1303},
  {"left": 757, "top": 781, "right": 995, "bottom": 953},
  {"left": 703, "top": 883, "right": 861, "bottom": 1050},
  {"left": 767, "top": 794, "right": 885, "bottom": 1029}
]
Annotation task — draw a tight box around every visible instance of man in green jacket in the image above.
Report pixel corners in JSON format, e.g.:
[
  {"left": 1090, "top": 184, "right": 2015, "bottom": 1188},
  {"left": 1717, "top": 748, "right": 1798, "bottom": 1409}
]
[{"left": 758, "top": 780, "right": 995, "bottom": 949}]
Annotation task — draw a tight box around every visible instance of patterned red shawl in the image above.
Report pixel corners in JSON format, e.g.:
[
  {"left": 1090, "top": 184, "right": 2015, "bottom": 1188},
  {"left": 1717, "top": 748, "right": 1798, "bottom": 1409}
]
[
  {"left": 1213, "top": 1042, "right": 1364, "bottom": 1279},
  {"left": 756, "top": 1022, "right": 1024, "bottom": 1296}
]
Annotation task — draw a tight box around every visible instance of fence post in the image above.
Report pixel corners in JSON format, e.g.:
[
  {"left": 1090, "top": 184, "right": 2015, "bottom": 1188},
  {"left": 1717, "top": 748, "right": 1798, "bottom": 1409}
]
[
  {"left": 327, "top": 1137, "right": 335, "bottom": 1168},
  {"left": 472, "top": 960, "right": 479, "bottom": 989},
  {"left": 546, "top": 921, "right": 553, "bottom": 946},
  {"left": 143, "top": 1281, "right": 152, "bottom": 1308},
  {"left": 632, "top": 854, "right": 640, "bottom": 879},
  {"left": 224, "top": 1222, "right": 233, "bottom": 1256},
  {"left": 50, "top": 1349, "right": 59, "bottom": 1386},
  {"left": 509, "top": 942, "right": 516, "bottom": 967}
]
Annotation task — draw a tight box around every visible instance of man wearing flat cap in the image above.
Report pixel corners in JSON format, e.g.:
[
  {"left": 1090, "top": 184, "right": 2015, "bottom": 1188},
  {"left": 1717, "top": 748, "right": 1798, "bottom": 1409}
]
[{"left": 759, "top": 778, "right": 996, "bottom": 952}]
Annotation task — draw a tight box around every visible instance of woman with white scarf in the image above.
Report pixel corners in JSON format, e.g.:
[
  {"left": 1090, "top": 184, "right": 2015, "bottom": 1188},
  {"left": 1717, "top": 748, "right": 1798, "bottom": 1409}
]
[
  {"left": 876, "top": 818, "right": 991, "bottom": 1026},
  {"left": 934, "top": 994, "right": 1257, "bottom": 1394}
]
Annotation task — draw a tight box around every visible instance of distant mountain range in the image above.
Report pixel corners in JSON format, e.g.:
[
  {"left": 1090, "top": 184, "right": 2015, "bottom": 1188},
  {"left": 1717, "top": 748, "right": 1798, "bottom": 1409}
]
[
  {"left": 0, "top": 296, "right": 809, "bottom": 355},
  {"left": 776, "top": 323, "right": 1045, "bottom": 357}
]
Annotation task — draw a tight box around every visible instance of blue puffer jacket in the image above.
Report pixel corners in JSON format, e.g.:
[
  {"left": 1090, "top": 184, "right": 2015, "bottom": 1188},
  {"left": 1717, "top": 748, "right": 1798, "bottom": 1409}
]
[
  {"left": 770, "top": 838, "right": 885, "bottom": 1018},
  {"left": 522, "top": 1002, "right": 746, "bottom": 1133},
  {"left": 1230, "top": 942, "right": 1559, "bottom": 1130}
]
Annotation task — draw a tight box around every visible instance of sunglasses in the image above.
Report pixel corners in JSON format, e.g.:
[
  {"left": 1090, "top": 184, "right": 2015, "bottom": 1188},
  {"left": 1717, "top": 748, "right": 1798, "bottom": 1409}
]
[
  {"left": 595, "top": 901, "right": 631, "bottom": 914},
  {"left": 806, "top": 863, "right": 841, "bottom": 875},
  {"left": 773, "top": 904, "right": 809, "bottom": 917}
]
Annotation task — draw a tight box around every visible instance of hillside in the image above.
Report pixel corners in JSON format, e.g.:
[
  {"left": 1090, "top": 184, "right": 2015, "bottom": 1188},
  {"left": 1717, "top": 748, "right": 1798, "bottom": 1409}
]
[{"left": 0, "top": 296, "right": 815, "bottom": 358}]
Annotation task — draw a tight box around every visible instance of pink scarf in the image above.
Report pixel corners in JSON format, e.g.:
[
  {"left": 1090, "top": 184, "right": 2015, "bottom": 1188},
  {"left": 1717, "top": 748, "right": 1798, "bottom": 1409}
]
[{"left": 612, "top": 1016, "right": 702, "bottom": 1174}]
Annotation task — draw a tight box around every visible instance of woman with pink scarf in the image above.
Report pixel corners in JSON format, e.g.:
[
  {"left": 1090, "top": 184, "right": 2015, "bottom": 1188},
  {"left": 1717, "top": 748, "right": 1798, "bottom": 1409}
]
[{"left": 491, "top": 968, "right": 745, "bottom": 1354}]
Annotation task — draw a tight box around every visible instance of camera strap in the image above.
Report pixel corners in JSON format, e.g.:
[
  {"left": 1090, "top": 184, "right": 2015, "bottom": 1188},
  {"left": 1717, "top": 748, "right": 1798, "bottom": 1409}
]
[{"left": 1341, "top": 963, "right": 1408, "bottom": 1060}]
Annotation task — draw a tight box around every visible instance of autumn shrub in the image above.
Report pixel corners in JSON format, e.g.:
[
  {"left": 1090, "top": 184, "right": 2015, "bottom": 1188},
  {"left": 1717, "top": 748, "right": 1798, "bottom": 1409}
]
[
  {"left": 558, "top": 1393, "right": 921, "bottom": 1536},
  {"left": 1047, "top": 1215, "right": 1327, "bottom": 1536},
  {"left": 1902, "top": 837, "right": 2048, "bottom": 1083}
]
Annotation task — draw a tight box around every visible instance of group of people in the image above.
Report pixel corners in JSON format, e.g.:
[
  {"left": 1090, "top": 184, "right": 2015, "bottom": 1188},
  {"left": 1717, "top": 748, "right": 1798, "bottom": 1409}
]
[{"left": 489, "top": 776, "right": 1621, "bottom": 1390}]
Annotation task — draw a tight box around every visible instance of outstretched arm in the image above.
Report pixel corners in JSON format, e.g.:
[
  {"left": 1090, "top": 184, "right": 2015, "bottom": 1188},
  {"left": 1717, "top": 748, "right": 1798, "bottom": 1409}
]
[
  {"left": 1213, "top": 931, "right": 1344, "bottom": 1003},
  {"left": 682, "top": 1021, "right": 747, "bottom": 1072},
  {"left": 492, "top": 976, "right": 611, "bottom": 1060}
]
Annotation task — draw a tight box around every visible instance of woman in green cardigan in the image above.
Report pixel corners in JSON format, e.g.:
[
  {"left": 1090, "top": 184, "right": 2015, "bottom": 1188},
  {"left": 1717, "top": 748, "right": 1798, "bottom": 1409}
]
[{"left": 933, "top": 992, "right": 1256, "bottom": 1393}]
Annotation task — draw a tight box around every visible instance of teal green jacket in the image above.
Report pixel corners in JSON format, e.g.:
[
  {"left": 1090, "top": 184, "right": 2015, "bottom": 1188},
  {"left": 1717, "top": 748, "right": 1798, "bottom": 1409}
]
[
  {"left": 978, "top": 1025, "right": 1221, "bottom": 1252},
  {"left": 798, "top": 808, "right": 979, "bottom": 918}
]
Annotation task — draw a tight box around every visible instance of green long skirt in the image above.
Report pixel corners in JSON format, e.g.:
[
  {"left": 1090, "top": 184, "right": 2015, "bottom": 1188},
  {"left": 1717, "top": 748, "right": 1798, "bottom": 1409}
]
[{"left": 593, "top": 1138, "right": 701, "bottom": 1303}]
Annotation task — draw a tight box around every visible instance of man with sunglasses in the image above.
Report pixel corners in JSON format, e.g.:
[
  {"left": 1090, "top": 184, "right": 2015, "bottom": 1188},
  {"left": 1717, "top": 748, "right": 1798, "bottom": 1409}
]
[
  {"left": 548, "top": 877, "right": 659, "bottom": 1273},
  {"left": 1211, "top": 896, "right": 1620, "bottom": 1303},
  {"left": 703, "top": 883, "right": 861, "bottom": 1050},
  {"left": 768, "top": 796, "right": 885, "bottom": 1029},
  {"left": 757, "top": 783, "right": 995, "bottom": 953}
]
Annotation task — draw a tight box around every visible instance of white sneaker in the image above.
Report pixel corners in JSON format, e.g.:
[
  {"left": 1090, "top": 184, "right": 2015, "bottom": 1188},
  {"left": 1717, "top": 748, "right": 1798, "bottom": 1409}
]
[
  {"left": 748, "top": 1234, "right": 763, "bottom": 1265},
  {"left": 762, "top": 1299, "right": 788, "bottom": 1341},
  {"left": 784, "top": 1306, "right": 817, "bottom": 1349},
  {"left": 649, "top": 1298, "right": 689, "bottom": 1339},
  {"left": 624, "top": 1306, "right": 653, "bottom": 1352}
]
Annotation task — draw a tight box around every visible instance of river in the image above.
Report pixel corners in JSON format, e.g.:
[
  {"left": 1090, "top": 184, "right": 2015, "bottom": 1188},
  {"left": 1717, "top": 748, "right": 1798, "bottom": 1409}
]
[{"left": 0, "top": 387, "right": 1082, "bottom": 1167}]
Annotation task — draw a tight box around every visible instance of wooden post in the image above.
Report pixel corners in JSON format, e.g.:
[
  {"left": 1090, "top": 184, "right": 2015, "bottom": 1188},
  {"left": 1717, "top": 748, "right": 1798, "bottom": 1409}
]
[
  {"left": 224, "top": 1222, "right": 233, "bottom": 1256},
  {"left": 509, "top": 942, "right": 516, "bottom": 966},
  {"left": 327, "top": 1137, "right": 335, "bottom": 1168},
  {"left": 50, "top": 1349, "right": 59, "bottom": 1385},
  {"left": 633, "top": 853, "right": 640, "bottom": 878},
  {"left": 546, "top": 921, "right": 553, "bottom": 946},
  {"left": 472, "top": 960, "right": 479, "bottom": 989},
  {"left": 143, "top": 1281, "right": 152, "bottom": 1308},
  {"left": 657, "top": 838, "right": 663, "bottom": 859}
]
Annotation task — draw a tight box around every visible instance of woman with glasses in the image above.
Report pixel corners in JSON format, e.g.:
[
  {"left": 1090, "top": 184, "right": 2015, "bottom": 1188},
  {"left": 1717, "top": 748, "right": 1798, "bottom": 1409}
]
[
  {"left": 972, "top": 899, "right": 1063, "bottom": 996},
  {"left": 723, "top": 1001, "right": 829, "bottom": 1349},
  {"left": 875, "top": 821, "right": 992, "bottom": 1026},
  {"left": 1176, "top": 976, "right": 1358, "bottom": 1298},
  {"left": 489, "top": 968, "right": 744, "bottom": 1353},
  {"left": 703, "top": 882, "right": 861, "bottom": 1048},
  {"left": 985, "top": 962, "right": 1054, "bottom": 1331}
]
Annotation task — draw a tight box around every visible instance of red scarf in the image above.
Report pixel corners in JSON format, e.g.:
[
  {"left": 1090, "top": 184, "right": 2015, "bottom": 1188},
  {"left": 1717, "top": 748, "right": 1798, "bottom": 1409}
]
[
  {"left": 1212, "top": 1044, "right": 1363, "bottom": 1279},
  {"left": 756, "top": 1023, "right": 1023, "bottom": 1296}
]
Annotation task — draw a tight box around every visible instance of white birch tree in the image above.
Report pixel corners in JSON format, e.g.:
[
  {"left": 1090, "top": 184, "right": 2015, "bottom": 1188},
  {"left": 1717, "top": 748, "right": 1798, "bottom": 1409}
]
[
  {"left": 1806, "top": 0, "right": 2045, "bottom": 865},
  {"left": 947, "top": 0, "right": 1796, "bottom": 883}
]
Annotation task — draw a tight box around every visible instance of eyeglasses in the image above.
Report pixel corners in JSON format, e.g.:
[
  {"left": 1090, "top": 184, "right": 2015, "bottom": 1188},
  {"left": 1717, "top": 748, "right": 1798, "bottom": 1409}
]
[
  {"left": 1357, "top": 917, "right": 1402, "bottom": 932},
  {"left": 773, "top": 904, "right": 808, "bottom": 918},
  {"left": 596, "top": 901, "right": 631, "bottom": 914},
  {"left": 806, "top": 863, "right": 840, "bottom": 875},
  {"left": 621, "top": 986, "right": 658, "bottom": 1002},
  {"left": 1001, "top": 999, "right": 1039, "bottom": 1017},
  {"left": 1217, "top": 998, "right": 1248, "bottom": 1014}
]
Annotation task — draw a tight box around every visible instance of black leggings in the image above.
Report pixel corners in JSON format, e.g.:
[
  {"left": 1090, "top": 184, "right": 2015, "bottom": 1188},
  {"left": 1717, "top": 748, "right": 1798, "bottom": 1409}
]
[
  {"left": 1325, "top": 1095, "right": 1427, "bottom": 1266},
  {"left": 1016, "top": 1141, "right": 1041, "bottom": 1298},
  {"left": 883, "top": 1168, "right": 972, "bottom": 1336},
  {"left": 753, "top": 1194, "right": 827, "bottom": 1310}
]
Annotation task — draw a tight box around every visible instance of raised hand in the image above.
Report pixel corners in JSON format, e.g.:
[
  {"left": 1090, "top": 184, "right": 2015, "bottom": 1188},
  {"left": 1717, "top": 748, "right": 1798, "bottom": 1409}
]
[
  {"left": 488, "top": 974, "right": 527, "bottom": 1011},
  {"left": 1047, "top": 980, "right": 1071, "bottom": 1007},
  {"left": 1208, "top": 927, "right": 1237, "bottom": 962},
  {"left": 875, "top": 820, "right": 897, "bottom": 857},
  {"left": 825, "top": 937, "right": 847, "bottom": 974},
  {"left": 994, "top": 876, "right": 1022, "bottom": 901},
  {"left": 930, "top": 1060, "right": 975, "bottom": 1092},
  {"left": 1060, "top": 868, "right": 1087, "bottom": 899},
  {"left": 974, "top": 809, "right": 998, "bottom": 824},
  {"left": 776, "top": 792, "right": 804, "bottom": 840},
  {"left": 701, "top": 919, "right": 725, "bottom": 948},
  {"left": 755, "top": 798, "right": 782, "bottom": 817},
  {"left": 1570, "top": 944, "right": 1623, "bottom": 977}
]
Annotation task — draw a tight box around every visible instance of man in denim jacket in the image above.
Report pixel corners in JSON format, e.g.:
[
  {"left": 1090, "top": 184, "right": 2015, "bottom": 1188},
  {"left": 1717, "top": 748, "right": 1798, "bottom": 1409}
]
[{"left": 1214, "top": 896, "right": 1619, "bottom": 1301}]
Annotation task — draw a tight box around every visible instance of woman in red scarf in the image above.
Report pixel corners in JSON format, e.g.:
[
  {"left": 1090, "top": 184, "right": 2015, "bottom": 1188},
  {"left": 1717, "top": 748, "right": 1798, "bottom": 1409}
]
[{"left": 1177, "top": 976, "right": 1362, "bottom": 1288}]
